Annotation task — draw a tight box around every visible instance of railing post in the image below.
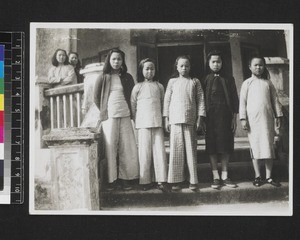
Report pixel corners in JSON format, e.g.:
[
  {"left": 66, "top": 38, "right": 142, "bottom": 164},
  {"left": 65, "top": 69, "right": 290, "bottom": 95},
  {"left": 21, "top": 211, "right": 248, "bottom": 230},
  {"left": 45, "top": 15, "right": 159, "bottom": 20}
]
[
  {"left": 35, "top": 81, "right": 51, "bottom": 148},
  {"left": 69, "top": 94, "right": 74, "bottom": 127},
  {"left": 63, "top": 95, "right": 67, "bottom": 128}
]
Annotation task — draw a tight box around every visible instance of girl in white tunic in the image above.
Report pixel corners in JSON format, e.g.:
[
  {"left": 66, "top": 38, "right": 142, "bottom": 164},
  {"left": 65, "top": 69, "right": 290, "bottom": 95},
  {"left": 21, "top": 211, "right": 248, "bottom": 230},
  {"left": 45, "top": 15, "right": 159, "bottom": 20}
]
[
  {"left": 239, "top": 56, "right": 283, "bottom": 187},
  {"left": 131, "top": 58, "right": 168, "bottom": 191},
  {"left": 48, "top": 49, "right": 77, "bottom": 87},
  {"left": 164, "top": 55, "right": 206, "bottom": 191},
  {"left": 94, "top": 49, "right": 139, "bottom": 191}
]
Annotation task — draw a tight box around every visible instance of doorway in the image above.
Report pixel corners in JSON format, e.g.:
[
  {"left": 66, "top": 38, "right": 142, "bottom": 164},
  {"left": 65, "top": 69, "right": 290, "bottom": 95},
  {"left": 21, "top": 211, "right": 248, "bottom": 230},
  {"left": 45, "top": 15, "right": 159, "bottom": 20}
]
[{"left": 157, "top": 45, "right": 204, "bottom": 89}]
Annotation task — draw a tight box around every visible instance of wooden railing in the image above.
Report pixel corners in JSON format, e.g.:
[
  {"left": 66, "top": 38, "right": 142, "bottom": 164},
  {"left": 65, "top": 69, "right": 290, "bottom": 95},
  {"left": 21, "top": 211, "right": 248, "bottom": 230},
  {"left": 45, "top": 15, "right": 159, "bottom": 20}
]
[{"left": 44, "top": 84, "right": 84, "bottom": 129}]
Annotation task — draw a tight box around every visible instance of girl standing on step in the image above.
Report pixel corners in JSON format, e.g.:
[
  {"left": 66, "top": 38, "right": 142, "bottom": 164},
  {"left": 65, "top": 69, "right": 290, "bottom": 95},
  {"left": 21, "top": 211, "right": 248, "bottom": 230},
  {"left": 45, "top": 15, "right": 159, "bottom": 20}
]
[
  {"left": 239, "top": 56, "right": 283, "bottom": 187},
  {"left": 201, "top": 50, "right": 239, "bottom": 189},
  {"left": 131, "top": 58, "right": 168, "bottom": 192},
  {"left": 94, "top": 49, "right": 139, "bottom": 191},
  {"left": 164, "top": 55, "right": 206, "bottom": 191}
]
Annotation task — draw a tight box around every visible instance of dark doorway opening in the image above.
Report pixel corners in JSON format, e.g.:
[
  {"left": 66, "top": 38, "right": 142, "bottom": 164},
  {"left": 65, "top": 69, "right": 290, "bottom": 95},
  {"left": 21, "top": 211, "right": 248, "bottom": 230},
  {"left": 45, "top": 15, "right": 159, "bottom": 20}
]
[{"left": 157, "top": 45, "right": 204, "bottom": 89}]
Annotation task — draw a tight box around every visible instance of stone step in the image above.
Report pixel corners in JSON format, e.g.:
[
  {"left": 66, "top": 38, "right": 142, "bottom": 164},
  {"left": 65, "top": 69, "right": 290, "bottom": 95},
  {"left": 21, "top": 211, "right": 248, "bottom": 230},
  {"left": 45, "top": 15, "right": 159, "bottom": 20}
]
[
  {"left": 164, "top": 136, "right": 289, "bottom": 181},
  {"left": 100, "top": 181, "right": 289, "bottom": 210}
]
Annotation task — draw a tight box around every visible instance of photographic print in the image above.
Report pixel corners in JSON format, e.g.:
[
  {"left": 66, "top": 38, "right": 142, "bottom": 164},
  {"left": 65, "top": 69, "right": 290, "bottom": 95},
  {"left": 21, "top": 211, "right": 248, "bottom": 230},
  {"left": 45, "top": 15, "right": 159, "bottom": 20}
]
[{"left": 29, "top": 23, "right": 293, "bottom": 215}]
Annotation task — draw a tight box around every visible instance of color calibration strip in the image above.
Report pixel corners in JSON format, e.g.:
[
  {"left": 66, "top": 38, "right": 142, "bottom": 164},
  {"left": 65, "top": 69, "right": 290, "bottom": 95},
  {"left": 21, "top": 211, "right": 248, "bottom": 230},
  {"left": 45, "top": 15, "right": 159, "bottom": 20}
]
[
  {"left": 0, "top": 32, "right": 24, "bottom": 204},
  {"left": 0, "top": 45, "right": 3, "bottom": 191}
]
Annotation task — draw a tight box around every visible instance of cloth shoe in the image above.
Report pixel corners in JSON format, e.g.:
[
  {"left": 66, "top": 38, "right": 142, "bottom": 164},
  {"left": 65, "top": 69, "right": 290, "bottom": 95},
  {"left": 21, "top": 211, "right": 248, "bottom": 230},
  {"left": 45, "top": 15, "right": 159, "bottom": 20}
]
[
  {"left": 211, "top": 179, "right": 221, "bottom": 189},
  {"left": 122, "top": 180, "right": 132, "bottom": 190},
  {"left": 171, "top": 184, "right": 182, "bottom": 191},
  {"left": 106, "top": 181, "right": 117, "bottom": 191},
  {"left": 189, "top": 184, "right": 198, "bottom": 191},
  {"left": 141, "top": 183, "right": 152, "bottom": 191},
  {"left": 157, "top": 183, "right": 170, "bottom": 193},
  {"left": 222, "top": 178, "right": 237, "bottom": 188}
]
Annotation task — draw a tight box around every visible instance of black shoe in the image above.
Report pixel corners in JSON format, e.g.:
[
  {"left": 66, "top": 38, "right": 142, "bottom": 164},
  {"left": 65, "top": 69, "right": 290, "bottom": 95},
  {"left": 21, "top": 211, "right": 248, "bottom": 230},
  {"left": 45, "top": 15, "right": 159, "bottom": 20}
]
[
  {"left": 222, "top": 178, "right": 238, "bottom": 188},
  {"left": 211, "top": 179, "right": 221, "bottom": 189},
  {"left": 253, "top": 176, "right": 263, "bottom": 187},
  {"left": 157, "top": 183, "right": 170, "bottom": 193},
  {"left": 106, "top": 182, "right": 117, "bottom": 191},
  {"left": 171, "top": 183, "right": 182, "bottom": 191},
  {"left": 141, "top": 184, "right": 152, "bottom": 191},
  {"left": 122, "top": 180, "right": 132, "bottom": 190},
  {"left": 189, "top": 184, "right": 198, "bottom": 191},
  {"left": 266, "top": 178, "right": 281, "bottom": 187}
]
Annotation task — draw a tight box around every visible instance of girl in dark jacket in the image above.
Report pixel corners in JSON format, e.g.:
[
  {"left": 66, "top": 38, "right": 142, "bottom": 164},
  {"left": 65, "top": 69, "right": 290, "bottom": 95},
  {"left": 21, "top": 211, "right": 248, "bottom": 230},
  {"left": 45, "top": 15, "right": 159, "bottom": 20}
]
[
  {"left": 94, "top": 49, "right": 139, "bottom": 191},
  {"left": 202, "top": 50, "right": 239, "bottom": 189}
]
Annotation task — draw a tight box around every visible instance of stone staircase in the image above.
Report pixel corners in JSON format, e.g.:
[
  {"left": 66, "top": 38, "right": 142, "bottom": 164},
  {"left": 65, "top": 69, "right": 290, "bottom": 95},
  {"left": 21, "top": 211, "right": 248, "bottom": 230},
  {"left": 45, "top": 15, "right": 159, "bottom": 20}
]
[{"left": 100, "top": 137, "right": 289, "bottom": 211}]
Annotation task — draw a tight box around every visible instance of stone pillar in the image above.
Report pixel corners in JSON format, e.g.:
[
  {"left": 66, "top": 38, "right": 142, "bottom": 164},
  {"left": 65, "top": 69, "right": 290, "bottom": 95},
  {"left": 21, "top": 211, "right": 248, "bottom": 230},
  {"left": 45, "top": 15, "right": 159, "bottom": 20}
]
[
  {"left": 69, "top": 29, "right": 78, "bottom": 53},
  {"left": 229, "top": 34, "right": 246, "bottom": 138},
  {"left": 284, "top": 30, "right": 290, "bottom": 60},
  {"left": 265, "top": 57, "right": 289, "bottom": 163},
  {"left": 265, "top": 57, "right": 289, "bottom": 96},
  {"left": 43, "top": 128, "right": 104, "bottom": 211},
  {"left": 80, "top": 63, "right": 103, "bottom": 128}
]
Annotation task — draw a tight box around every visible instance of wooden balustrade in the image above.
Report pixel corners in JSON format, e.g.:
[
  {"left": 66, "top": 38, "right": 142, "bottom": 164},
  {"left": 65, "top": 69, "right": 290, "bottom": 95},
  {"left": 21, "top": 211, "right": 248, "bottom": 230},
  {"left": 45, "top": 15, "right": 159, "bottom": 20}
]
[{"left": 44, "top": 84, "right": 84, "bottom": 129}]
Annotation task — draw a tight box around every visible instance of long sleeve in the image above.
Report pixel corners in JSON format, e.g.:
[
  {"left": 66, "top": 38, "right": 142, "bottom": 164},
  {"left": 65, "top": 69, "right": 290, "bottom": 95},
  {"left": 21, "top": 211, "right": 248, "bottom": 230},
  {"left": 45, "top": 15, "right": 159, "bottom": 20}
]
[
  {"left": 94, "top": 74, "right": 103, "bottom": 110},
  {"left": 158, "top": 83, "right": 165, "bottom": 114},
  {"left": 163, "top": 79, "right": 175, "bottom": 117},
  {"left": 60, "top": 66, "right": 76, "bottom": 85},
  {"left": 195, "top": 78, "right": 206, "bottom": 117},
  {"left": 48, "top": 66, "right": 60, "bottom": 84},
  {"left": 130, "top": 84, "right": 139, "bottom": 121},
  {"left": 120, "top": 73, "right": 135, "bottom": 119},
  {"left": 269, "top": 81, "right": 283, "bottom": 118},
  {"left": 239, "top": 81, "right": 248, "bottom": 120}
]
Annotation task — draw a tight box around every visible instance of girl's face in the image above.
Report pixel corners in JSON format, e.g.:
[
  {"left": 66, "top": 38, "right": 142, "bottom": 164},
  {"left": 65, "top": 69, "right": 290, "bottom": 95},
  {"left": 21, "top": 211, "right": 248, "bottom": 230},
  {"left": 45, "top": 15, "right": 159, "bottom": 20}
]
[
  {"left": 110, "top": 52, "right": 123, "bottom": 70},
  {"left": 209, "top": 55, "right": 222, "bottom": 73},
  {"left": 177, "top": 58, "right": 190, "bottom": 77},
  {"left": 142, "top": 62, "right": 155, "bottom": 80},
  {"left": 249, "top": 58, "right": 265, "bottom": 77},
  {"left": 56, "top": 50, "right": 67, "bottom": 64},
  {"left": 69, "top": 53, "right": 78, "bottom": 66}
]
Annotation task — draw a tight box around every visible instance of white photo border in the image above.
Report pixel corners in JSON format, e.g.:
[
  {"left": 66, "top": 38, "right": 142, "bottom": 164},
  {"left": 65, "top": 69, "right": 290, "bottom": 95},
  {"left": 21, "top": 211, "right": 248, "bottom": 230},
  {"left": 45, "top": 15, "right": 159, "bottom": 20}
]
[{"left": 30, "top": 22, "right": 293, "bottom": 215}]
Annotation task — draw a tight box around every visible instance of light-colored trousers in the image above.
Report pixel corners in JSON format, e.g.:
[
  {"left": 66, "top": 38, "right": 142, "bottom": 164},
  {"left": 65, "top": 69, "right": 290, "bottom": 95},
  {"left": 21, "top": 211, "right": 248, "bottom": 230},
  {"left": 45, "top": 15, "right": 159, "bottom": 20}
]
[
  {"left": 168, "top": 124, "right": 198, "bottom": 184},
  {"left": 138, "top": 127, "right": 168, "bottom": 184},
  {"left": 102, "top": 117, "right": 139, "bottom": 183}
]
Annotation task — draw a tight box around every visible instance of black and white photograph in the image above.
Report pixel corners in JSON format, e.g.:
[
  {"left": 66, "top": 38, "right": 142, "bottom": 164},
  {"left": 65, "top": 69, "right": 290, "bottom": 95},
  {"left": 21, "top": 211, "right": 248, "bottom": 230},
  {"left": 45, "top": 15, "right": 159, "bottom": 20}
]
[{"left": 29, "top": 23, "right": 293, "bottom": 215}]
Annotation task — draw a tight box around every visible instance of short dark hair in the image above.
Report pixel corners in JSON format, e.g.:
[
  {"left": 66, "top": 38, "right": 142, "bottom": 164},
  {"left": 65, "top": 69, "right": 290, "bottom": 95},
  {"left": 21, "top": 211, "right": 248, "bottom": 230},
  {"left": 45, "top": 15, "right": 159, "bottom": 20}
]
[
  {"left": 68, "top": 52, "right": 81, "bottom": 69},
  {"left": 205, "top": 50, "right": 225, "bottom": 75},
  {"left": 51, "top": 49, "right": 69, "bottom": 67},
  {"left": 171, "top": 55, "right": 191, "bottom": 78},
  {"left": 137, "top": 58, "right": 157, "bottom": 82},
  {"left": 103, "top": 48, "right": 127, "bottom": 76},
  {"left": 248, "top": 55, "right": 270, "bottom": 80}
]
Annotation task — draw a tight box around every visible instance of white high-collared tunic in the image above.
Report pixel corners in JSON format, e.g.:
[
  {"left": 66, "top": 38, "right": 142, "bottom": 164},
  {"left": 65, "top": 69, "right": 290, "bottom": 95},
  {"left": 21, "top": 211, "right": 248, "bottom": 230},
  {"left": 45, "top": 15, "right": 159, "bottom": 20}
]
[{"left": 239, "top": 75, "right": 283, "bottom": 159}]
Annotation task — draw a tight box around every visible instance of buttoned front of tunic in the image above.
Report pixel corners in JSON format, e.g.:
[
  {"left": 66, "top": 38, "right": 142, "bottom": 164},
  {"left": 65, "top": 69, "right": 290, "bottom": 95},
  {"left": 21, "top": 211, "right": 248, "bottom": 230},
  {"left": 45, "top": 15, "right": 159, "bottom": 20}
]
[
  {"left": 131, "top": 81, "right": 164, "bottom": 129},
  {"left": 163, "top": 77, "right": 205, "bottom": 125},
  {"left": 107, "top": 74, "right": 130, "bottom": 118},
  {"left": 239, "top": 75, "right": 283, "bottom": 159}
]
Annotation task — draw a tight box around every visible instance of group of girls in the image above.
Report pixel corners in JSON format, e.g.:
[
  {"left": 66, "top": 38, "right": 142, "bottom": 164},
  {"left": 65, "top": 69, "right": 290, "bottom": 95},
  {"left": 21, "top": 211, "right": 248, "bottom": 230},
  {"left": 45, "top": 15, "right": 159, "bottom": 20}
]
[
  {"left": 48, "top": 48, "right": 83, "bottom": 87},
  {"left": 91, "top": 48, "right": 283, "bottom": 192}
]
